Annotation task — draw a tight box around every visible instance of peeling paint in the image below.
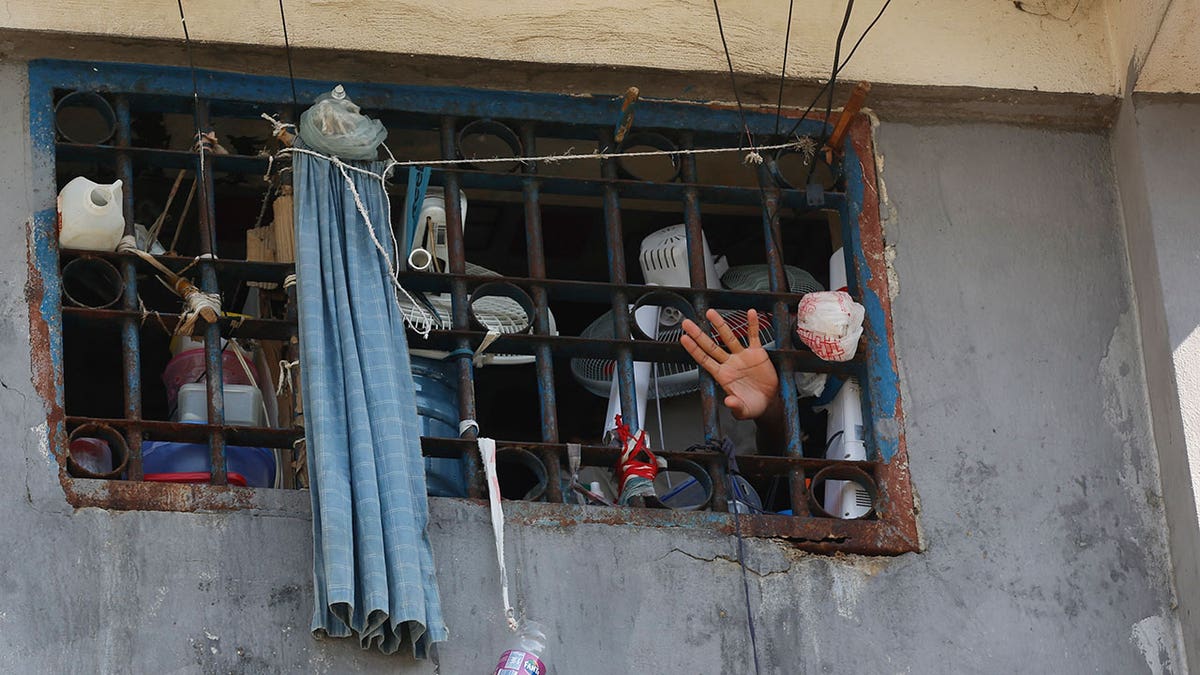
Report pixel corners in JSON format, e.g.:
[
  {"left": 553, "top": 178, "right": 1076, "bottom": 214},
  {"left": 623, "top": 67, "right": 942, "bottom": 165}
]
[
  {"left": 1101, "top": 308, "right": 1181, "bottom": 615},
  {"left": 1130, "top": 614, "right": 1182, "bottom": 675},
  {"left": 30, "top": 420, "right": 49, "bottom": 466}
]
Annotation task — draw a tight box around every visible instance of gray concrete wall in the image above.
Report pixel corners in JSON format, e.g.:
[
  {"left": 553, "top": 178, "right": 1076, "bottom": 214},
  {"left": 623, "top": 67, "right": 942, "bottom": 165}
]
[
  {"left": 0, "top": 54, "right": 1186, "bottom": 674},
  {"left": 1113, "top": 94, "right": 1200, "bottom": 669}
]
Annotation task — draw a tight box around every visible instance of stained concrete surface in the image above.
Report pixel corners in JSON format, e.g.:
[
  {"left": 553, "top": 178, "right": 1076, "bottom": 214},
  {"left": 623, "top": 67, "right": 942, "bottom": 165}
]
[
  {"left": 1113, "top": 94, "right": 1200, "bottom": 669},
  {"left": 0, "top": 56, "right": 1186, "bottom": 673}
]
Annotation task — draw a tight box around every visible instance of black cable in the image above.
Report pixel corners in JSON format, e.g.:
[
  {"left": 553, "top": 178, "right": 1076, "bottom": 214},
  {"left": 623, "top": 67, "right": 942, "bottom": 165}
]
[
  {"left": 718, "top": 438, "right": 762, "bottom": 675},
  {"left": 773, "top": 0, "right": 796, "bottom": 137},
  {"left": 711, "top": 0, "right": 754, "bottom": 150},
  {"left": 174, "top": 0, "right": 219, "bottom": 259},
  {"left": 782, "top": 0, "right": 891, "bottom": 141},
  {"left": 803, "top": 0, "right": 855, "bottom": 186},
  {"left": 174, "top": 0, "right": 200, "bottom": 131},
  {"left": 277, "top": 0, "right": 299, "bottom": 110},
  {"left": 821, "top": 0, "right": 856, "bottom": 144}
]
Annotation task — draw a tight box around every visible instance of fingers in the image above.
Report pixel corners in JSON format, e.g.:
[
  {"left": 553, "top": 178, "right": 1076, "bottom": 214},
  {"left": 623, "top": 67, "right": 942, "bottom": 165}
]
[
  {"left": 724, "top": 394, "right": 750, "bottom": 420},
  {"left": 681, "top": 334, "right": 723, "bottom": 378},
  {"left": 681, "top": 317, "right": 729, "bottom": 364},
  {"left": 707, "top": 308, "right": 744, "bottom": 354},
  {"left": 746, "top": 308, "right": 761, "bottom": 349}
]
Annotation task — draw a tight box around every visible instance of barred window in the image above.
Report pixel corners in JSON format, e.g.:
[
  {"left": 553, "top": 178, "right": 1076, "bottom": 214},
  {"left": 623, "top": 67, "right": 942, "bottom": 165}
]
[{"left": 31, "top": 60, "right": 916, "bottom": 554}]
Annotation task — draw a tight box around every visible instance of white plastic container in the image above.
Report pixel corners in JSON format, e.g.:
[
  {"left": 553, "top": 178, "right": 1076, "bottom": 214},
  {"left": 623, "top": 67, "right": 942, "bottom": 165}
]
[
  {"left": 414, "top": 187, "right": 468, "bottom": 270},
  {"left": 58, "top": 177, "right": 125, "bottom": 251},
  {"left": 174, "top": 383, "right": 265, "bottom": 428}
]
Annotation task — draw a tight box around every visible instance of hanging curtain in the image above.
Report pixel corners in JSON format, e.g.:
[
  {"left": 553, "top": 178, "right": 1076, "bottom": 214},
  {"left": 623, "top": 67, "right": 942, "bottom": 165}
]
[{"left": 294, "top": 146, "right": 448, "bottom": 656}]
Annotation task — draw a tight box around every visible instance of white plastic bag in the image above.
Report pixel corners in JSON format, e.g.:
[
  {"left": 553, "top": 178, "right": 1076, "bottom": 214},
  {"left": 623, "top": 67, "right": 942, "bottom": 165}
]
[
  {"left": 795, "top": 291, "right": 865, "bottom": 362},
  {"left": 298, "top": 85, "right": 387, "bottom": 160}
]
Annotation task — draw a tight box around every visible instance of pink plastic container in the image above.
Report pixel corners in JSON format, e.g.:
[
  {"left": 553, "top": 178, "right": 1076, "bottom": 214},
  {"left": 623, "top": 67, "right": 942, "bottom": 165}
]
[{"left": 162, "top": 347, "right": 254, "bottom": 411}]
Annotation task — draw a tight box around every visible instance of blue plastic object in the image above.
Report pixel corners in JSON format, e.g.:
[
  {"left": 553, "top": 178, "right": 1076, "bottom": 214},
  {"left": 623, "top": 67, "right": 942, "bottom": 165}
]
[
  {"left": 141, "top": 440, "right": 276, "bottom": 488},
  {"left": 412, "top": 356, "right": 469, "bottom": 497}
]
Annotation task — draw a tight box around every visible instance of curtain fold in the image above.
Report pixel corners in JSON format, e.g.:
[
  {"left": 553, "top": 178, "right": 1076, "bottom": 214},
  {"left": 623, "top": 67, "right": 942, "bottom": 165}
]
[{"left": 294, "top": 148, "right": 448, "bottom": 657}]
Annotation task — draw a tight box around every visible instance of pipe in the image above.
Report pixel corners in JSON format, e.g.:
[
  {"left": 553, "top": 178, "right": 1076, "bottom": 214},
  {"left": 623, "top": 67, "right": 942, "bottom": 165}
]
[{"left": 407, "top": 247, "right": 434, "bottom": 271}]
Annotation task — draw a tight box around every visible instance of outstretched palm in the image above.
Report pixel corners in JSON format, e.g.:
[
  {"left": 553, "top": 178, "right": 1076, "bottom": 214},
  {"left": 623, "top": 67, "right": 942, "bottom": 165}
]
[{"left": 680, "top": 308, "right": 779, "bottom": 420}]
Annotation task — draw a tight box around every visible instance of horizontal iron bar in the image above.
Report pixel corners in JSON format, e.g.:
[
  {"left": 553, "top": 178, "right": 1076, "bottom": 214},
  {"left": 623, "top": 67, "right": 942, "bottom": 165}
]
[
  {"left": 61, "top": 249, "right": 294, "bottom": 286},
  {"left": 63, "top": 307, "right": 297, "bottom": 341},
  {"left": 57, "top": 142, "right": 270, "bottom": 175},
  {"left": 62, "top": 305, "right": 859, "bottom": 373},
  {"left": 413, "top": 329, "right": 855, "bottom": 373},
  {"left": 67, "top": 416, "right": 301, "bottom": 448},
  {"left": 394, "top": 271, "right": 826, "bottom": 310},
  {"left": 38, "top": 60, "right": 833, "bottom": 138},
  {"left": 55, "top": 143, "right": 844, "bottom": 210},
  {"left": 420, "top": 437, "right": 879, "bottom": 479}
]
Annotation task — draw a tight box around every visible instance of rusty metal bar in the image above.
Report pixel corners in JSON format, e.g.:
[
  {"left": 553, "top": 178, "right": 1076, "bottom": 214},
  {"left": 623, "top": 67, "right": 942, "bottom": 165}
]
[
  {"left": 112, "top": 95, "right": 144, "bottom": 480},
  {"left": 757, "top": 164, "right": 807, "bottom": 516},
  {"left": 598, "top": 129, "right": 639, "bottom": 436},
  {"left": 56, "top": 141, "right": 843, "bottom": 211},
  {"left": 440, "top": 117, "right": 483, "bottom": 498},
  {"left": 195, "top": 99, "right": 226, "bottom": 486},
  {"left": 520, "top": 124, "right": 563, "bottom": 502},
  {"left": 64, "top": 308, "right": 849, "bottom": 372},
  {"left": 678, "top": 133, "right": 720, "bottom": 445}
]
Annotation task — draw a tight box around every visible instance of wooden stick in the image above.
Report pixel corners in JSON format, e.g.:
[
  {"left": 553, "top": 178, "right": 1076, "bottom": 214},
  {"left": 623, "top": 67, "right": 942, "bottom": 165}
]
[{"left": 826, "top": 81, "right": 872, "bottom": 155}]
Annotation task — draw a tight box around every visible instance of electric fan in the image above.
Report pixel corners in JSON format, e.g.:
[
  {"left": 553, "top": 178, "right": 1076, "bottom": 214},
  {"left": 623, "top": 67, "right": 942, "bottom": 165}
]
[
  {"left": 569, "top": 224, "right": 823, "bottom": 437},
  {"left": 401, "top": 189, "right": 558, "bottom": 366},
  {"left": 820, "top": 247, "right": 872, "bottom": 519}
]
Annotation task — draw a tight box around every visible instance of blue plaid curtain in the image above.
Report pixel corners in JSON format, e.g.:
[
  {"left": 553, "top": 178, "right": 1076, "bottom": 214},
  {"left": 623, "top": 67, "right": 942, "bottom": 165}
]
[{"left": 294, "top": 147, "right": 448, "bottom": 656}]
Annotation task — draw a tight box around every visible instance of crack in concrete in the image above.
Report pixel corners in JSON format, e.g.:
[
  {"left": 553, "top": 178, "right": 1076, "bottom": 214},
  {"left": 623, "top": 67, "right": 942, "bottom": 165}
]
[
  {"left": 0, "top": 377, "right": 27, "bottom": 404},
  {"left": 656, "top": 547, "right": 792, "bottom": 579}
]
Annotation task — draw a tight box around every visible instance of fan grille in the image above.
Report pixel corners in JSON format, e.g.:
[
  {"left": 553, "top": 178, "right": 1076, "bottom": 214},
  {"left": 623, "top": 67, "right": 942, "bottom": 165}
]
[
  {"left": 570, "top": 308, "right": 779, "bottom": 398},
  {"left": 569, "top": 264, "right": 823, "bottom": 399},
  {"left": 398, "top": 261, "right": 533, "bottom": 333}
]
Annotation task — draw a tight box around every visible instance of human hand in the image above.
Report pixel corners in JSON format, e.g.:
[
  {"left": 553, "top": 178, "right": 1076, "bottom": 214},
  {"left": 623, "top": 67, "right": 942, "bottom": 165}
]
[{"left": 680, "top": 308, "right": 780, "bottom": 420}]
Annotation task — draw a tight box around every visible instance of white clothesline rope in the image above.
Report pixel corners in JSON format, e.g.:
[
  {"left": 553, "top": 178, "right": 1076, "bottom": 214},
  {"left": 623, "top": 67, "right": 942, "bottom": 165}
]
[
  {"left": 278, "top": 138, "right": 814, "bottom": 171},
  {"left": 265, "top": 114, "right": 817, "bottom": 174}
]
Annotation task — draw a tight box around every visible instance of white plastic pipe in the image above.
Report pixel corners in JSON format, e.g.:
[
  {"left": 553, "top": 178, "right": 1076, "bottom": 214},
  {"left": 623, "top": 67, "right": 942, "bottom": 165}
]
[
  {"left": 407, "top": 247, "right": 434, "bottom": 271},
  {"left": 604, "top": 303, "right": 661, "bottom": 442}
]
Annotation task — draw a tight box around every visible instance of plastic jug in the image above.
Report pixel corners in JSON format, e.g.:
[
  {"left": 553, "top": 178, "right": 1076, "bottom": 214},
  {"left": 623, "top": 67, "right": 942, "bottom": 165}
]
[{"left": 58, "top": 177, "right": 125, "bottom": 251}]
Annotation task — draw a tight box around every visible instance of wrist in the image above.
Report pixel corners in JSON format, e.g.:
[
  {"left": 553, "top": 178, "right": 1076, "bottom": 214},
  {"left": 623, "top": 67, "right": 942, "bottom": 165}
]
[{"left": 761, "top": 393, "right": 784, "bottom": 421}]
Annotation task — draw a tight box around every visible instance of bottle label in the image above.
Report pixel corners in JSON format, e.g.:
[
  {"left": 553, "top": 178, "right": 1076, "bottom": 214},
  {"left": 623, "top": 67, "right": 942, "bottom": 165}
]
[{"left": 493, "top": 649, "right": 545, "bottom": 675}]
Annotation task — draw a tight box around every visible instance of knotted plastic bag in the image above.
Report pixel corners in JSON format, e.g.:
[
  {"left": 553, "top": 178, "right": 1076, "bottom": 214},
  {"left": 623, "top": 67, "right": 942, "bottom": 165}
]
[
  {"left": 795, "top": 291, "right": 865, "bottom": 362},
  {"left": 298, "top": 85, "right": 387, "bottom": 160}
]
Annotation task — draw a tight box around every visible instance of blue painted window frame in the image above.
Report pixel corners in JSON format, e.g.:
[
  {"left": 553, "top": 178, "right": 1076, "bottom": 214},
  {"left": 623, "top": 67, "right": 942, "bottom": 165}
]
[{"left": 27, "top": 59, "right": 915, "bottom": 553}]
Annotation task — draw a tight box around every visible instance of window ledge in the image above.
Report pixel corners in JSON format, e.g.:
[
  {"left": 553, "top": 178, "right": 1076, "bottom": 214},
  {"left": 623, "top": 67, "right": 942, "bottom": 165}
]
[{"left": 61, "top": 479, "right": 919, "bottom": 555}]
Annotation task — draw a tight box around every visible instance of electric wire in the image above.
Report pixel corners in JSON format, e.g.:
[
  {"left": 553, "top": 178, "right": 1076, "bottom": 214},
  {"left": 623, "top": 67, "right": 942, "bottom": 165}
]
[
  {"left": 277, "top": 0, "right": 299, "bottom": 110},
  {"left": 802, "top": 0, "right": 855, "bottom": 186},
  {"left": 773, "top": 0, "right": 797, "bottom": 137},
  {"left": 781, "top": 0, "right": 891, "bottom": 142},
  {"left": 711, "top": 0, "right": 755, "bottom": 150},
  {"left": 709, "top": 6, "right": 765, "bottom": 671},
  {"left": 173, "top": 0, "right": 219, "bottom": 260}
]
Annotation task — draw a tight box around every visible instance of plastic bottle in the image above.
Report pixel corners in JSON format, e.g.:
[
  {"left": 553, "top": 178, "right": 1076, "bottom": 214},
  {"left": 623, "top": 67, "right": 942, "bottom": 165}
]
[
  {"left": 58, "top": 177, "right": 125, "bottom": 251},
  {"left": 493, "top": 620, "right": 549, "bottom": 675}
]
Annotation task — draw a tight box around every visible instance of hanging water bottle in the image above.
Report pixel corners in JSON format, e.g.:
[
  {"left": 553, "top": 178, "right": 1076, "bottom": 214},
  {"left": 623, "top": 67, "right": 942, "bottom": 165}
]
[{"left": 493, "top": 620, "right": 549, "bottom": 675}]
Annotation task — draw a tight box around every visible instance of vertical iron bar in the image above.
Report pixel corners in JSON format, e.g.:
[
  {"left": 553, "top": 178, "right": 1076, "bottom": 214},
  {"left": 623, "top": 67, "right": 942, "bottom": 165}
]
[
  {"left": 285, "top": 277, "right": 303, "bottom": 488},
  {"left": 520, "top": 124, "right": 563, "bottom": 503},
  {"left": 757, "top": 165, "right": 807, "bottom": 516},
  {"left": 195, "top": 100, "right": 227, "bottom": 486},
  {"left": 114, "top": 95, "right": 143, "bottom": 480},
  {"left": 598, "top": 130, "right": 639, "bottom": 436},
  {"left": 678, "top": 134, "right": 720, "bottom": 445},
  {"left": 440, "top": 118, "right": 483, "bottom": 498}
]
